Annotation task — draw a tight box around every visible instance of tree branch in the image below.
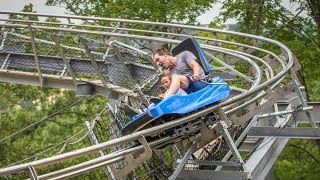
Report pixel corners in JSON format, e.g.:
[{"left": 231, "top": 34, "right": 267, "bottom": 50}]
[
  {"left": 289, "top": 144, "right": 320, "bottom": 163},
  {"left": 267, "top": 9, "right": 303, "bottom": 38}
]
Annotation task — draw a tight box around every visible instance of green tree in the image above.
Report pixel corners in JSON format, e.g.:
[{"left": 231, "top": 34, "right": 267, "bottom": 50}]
[
  {"left": 46, "top": 0, "right": 216, "bottom": 24},
  {"left": 218, "top": 0, "right": 320, "bottom": 100},
  {"left": 216, "top": 1, "right": 320, "bottom": 178},
  {"left": 290, "top": 0, "right": 320, "bottom": 48},
  {"left": 0, "top": 83, "right": 107, "bottom": 167},
  {"left": 274, "top": 139, "right": 320, "bottom": 179}
]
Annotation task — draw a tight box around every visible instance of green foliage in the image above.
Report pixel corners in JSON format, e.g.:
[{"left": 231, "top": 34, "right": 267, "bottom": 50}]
[
  {"left": 282, "top": 37, "right": 320, "bottom": 101},
  {"left": 122, "top": 79, "right": 132, "bottom": 89},
  {"left": 8, "top": 3, "right": 39, "bottom": 21},
  {"left": 0, "top": 83, "right": 108, "bottom": 167},
  {"left": 216, "top": 0, "right": 320, "bottom": 101},
  {"left": 163, "top": 146, "right": 174, "bottom": 168},
  {"left": 274, "top": 139, "right": 320, "bottom": 179},
  {"left": 290, "top": 0, "right": 320, "bottom": 46},
  {"left": 46, "top": 0, "right": 217, "bottom": 24},
  {"left": 218, "top": 0, "right": 290, "bottom": 35},
  {"left": 216, "top": 1, "right": 320, "bottom": 178}
]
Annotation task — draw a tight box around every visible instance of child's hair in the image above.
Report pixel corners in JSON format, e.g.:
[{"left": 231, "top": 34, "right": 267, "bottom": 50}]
[{"left": 159, "top": 70, "right": 172, "bottom": 80}]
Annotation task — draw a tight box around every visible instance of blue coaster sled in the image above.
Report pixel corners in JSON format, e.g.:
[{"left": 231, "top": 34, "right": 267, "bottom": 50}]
[
  {"left": 122, "top": 77, "right": 230, "bottom": 135},
  {"left": 121, "top": 37, "right": 230, "bottom": 136}
]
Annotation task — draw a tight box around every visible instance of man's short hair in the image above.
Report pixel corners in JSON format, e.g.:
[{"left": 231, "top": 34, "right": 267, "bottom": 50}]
[{"left": 153, "top": 46, "right": 171, "bottom": 57}]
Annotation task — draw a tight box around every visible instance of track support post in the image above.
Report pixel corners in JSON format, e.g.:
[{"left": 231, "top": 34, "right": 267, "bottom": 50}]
[
  {"left": 217, "top": 108, "right": 246, "bottom": 172},
  {"left": 169, "top": 142, "right": 199, "bottom": 180},
  {"left": 292, "top": 79, "right": 318, "bottom": 128},
  {"left": 84, "top": 121, "right": 116, "bottom": 180},
  {"left": 110, "top": 135, "right": 152, "bottom": 179}
]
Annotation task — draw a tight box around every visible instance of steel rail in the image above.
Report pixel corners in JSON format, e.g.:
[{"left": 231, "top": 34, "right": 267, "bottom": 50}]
[
  {"left": 1, "top": 17, "right": 288, "bottom": 76},
  {"left": 0, "top": 20, "right": 292, "bottom": 116},
  {"left": 2, "top": 31, "right": 273, "bottom": 91},
  {"left": 205, "top": 52, "right": 254, "bottom": 82},
  {"left": 39, "top": 136, "right": 172, "bottom": 179},
  {"left": 2, "top": 27, "right": 279, "bottom": 88},
  {"left": 210, "top": 50, "right": 275, "bottom": 78},
  {"left": 0, "top": 24, "right": 292, "bottom": 115},
  {"left": 2, "top": 29, "right": 280, "bottom": 104},
  {"left": 207, "top": 51, "right": 262, "bottom": 91},
  {"left": 0, "top": 69, "right": 140, "bottom": 99},
  {"left": 0, "top": 68, "right": 292, "bottom": 176},
  {"left": 3, "top": 28, "right": 265, "bottom": 85},
  {"left": 225, "top": 76, "right": 285, "bottom": 114},
  {"left": 0, "top": 11, "right": 300, "bottom": 48},
  {"left": 0, "top": 23, "right": 291, "bottom": 70},
  {"left": 5, "top": 32, "right": 104, "bottom": 56},
  {"left": 4, "top": 32, "right": 273, "bottom": 88},
  {"left": 0, "top": 17, "right": 288, "bottom": 65},
  {"left": 0, "top": 24, "right": 265, "bottom": 93},
  {"left": 0, "top": 12, "right": 296, "bottom": 54},
  {"left": 0, "top": 67, "right": 292, "bottom": 176},
  {"left": 207, "top": 48, "right": 263, "bottom": 88},
  {"left": 0, "top": 12, "right": 294, "bottom": 177},
  {"left": 50, "top": 157, "right": 123, "bottom": 180}
]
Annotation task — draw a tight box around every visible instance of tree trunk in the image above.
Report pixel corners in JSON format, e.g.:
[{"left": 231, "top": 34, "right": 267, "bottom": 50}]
[
  {"left": 254, "top": 0, "right": 265, "bottom": 35},
  {"left": 306, "top": 0, "right": 320, "bottom": 47},
  {"left": 244, "top": 0, "right": 253, "bottom": 33}
]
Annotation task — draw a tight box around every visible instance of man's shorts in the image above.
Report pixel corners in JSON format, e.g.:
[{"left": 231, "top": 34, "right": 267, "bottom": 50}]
[{"left": 184, "top": 78, "right": 208, "bottom": 94}]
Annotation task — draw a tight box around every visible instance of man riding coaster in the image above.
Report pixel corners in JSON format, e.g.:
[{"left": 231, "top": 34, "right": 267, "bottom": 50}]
[
  {"left": 123, "top": 46, "right": 207, "bottom": 117},
  {"left": 121, "top": 37, "right": 231, "bottom": 136},
  {"left": 153, "top": 46, "right": 208, "bottom": 98}
]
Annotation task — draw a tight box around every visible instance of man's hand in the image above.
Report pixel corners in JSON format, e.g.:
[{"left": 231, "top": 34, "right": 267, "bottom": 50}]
[
  {"left": 189, "top": 60, "right": 201, "bottom": 81},
  {"left": 191, "top": 74, "right": 200, "bottom": 81}
]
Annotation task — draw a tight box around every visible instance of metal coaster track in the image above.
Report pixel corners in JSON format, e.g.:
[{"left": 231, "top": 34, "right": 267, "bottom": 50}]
[{"left": 0, "top": 11, "right": 318, "bottom": 180}]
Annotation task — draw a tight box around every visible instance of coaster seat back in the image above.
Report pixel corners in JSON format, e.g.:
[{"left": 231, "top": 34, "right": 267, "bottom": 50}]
[{"left": 171, "top": 37, "right": 211, "bottom": 75}]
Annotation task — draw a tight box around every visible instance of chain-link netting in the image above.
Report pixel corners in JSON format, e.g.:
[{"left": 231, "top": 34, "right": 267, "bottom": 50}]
[{"left": 0, "top": 28, "right": 160, "bottom": 98}]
